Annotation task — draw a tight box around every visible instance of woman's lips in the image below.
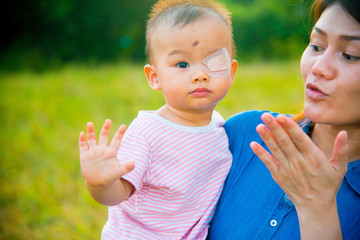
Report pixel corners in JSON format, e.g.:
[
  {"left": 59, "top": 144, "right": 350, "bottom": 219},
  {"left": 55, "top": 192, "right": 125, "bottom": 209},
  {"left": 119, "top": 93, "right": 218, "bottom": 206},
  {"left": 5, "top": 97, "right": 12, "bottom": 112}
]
[
  {"left": 306, "top": 82, "right": 327, "bottom": 100},
  {"left": 190, "top": 88, "right": 211, "bottom": 97}
]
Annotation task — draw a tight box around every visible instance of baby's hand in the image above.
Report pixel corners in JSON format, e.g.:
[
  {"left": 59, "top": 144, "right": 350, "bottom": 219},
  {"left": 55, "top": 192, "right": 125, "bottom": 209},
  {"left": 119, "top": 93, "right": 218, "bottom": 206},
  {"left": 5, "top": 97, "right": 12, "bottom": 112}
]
[{"left": 79, "top": 119, "right": 134, "bottom": 188}]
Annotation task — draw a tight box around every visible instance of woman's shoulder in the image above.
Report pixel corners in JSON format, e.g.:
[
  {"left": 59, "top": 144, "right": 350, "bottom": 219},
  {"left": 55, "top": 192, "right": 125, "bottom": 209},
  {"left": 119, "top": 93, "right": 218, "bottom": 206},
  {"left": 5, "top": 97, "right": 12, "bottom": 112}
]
[
  {"left": 345, "top": 160, "right": 360, "bottom": 196},
  {"left": 225, "top": 110, "right": 280, "bottom": 129},
  {"left": 223, "top": 110, "right": 280, "bottom": 147}
]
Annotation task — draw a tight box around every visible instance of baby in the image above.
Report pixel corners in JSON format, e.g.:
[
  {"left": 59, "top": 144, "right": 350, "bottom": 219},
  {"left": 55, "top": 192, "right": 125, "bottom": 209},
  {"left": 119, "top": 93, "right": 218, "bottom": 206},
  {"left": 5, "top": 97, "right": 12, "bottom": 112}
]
[{"left": 79, "top": 0, "right": 238, "bottom": 239}]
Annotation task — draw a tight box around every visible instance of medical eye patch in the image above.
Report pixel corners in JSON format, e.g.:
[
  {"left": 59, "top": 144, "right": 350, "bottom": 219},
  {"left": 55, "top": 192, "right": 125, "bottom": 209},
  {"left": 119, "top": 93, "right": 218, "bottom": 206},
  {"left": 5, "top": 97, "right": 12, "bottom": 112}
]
[{"left": 201, "top": 48, "right": 231, "bottom": 78}]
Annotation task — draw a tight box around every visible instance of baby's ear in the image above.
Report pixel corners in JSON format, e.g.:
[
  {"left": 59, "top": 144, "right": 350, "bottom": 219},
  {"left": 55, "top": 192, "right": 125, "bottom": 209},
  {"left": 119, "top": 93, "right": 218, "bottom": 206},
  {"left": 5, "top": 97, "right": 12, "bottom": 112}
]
[
  {"left": 144, "top": 64, "right": 160, "bottom": 90},
  {"left": 230, "top": 59, "right": 238, "bottom": 85}
]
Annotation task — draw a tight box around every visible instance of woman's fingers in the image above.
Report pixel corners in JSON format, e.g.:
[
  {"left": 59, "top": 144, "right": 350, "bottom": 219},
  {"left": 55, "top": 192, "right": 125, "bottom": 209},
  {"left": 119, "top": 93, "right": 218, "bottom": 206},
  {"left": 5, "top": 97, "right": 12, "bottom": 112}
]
[
  {"left": 98, "top": 119, "right": 112, "bottom": 146},
  {"left": 259, "top": 113, "right": 301, "bottom": 166},
  {"left": 275, "top": 115, "right": 315, "bottom": 154},
  {"left": 255, "top": 123, "right": 286, "bottom": 164},
  {"left": 262, "top": 113, "right": 300, "bottom": 156},
  {"left": 250, "top": 141, "right": 279, "bottom": 176},
  {"left": 110, "top": 124, "right": 127, "bottom": 150},
  {"left": 275, "top": 115, "right": 346, "bottom": 171}
]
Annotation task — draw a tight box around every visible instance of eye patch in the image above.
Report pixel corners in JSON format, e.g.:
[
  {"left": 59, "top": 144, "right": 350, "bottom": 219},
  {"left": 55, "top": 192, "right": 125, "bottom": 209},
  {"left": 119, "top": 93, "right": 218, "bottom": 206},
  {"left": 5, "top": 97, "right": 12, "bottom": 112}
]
[{"left": 201, "top": 48, "right": 231, "bottom": 78}]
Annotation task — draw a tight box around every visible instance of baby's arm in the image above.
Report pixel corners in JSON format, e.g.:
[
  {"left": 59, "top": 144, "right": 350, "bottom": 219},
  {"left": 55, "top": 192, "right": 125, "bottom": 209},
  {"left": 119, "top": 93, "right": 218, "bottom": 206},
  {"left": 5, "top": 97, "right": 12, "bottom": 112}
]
[{"left": 79, "top": 119, "right": 135, "bottom": 206}]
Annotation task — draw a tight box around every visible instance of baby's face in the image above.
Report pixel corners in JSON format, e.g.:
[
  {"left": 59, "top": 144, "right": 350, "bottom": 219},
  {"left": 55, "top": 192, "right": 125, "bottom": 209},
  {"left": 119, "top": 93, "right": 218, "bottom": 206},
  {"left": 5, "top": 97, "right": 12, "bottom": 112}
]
[{"left": 148, "top": 17, "right": 237, "bottom": 112}]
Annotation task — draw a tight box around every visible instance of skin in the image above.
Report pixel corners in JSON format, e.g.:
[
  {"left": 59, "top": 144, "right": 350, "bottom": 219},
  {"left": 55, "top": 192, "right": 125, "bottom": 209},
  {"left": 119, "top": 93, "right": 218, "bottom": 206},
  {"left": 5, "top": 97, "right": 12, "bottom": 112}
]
[
  {"left": 79, "top": 17, "right": 238, "bottom": 206},
  {"left": 250, "top": 4, "right": 360, "bottom": 239}
]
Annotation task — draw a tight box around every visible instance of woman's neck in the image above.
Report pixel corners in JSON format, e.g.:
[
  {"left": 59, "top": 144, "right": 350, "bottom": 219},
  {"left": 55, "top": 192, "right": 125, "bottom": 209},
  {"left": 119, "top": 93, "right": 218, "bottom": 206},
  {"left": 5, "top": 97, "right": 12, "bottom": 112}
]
[{"left": 312, "top": 123, "right": 360, "bottom": 163}]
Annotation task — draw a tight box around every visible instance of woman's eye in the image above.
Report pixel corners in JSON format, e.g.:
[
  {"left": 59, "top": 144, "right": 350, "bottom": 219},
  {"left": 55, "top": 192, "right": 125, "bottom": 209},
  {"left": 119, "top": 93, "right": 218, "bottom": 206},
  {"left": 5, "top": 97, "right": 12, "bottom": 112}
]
[
  {"left": 176, "top": 62, "right": 189, "bottom": 68},
  {"left": 310, "top": 44, "right": 323, "bottom": 52},
  {"left": 343, "top": 53, "right": 360, "bottom": 62}
]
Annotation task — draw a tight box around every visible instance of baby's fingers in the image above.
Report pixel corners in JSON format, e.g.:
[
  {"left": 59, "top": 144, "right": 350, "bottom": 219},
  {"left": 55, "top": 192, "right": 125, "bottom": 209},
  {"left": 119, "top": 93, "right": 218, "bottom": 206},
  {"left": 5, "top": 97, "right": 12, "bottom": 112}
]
[
  {"left": 98, "top": 119, "right": 112, "bottom": 146},
  {"left": 118, "top": 160, "right": 135, "bottom": 177},
  {"left": 110, "top": 124, "right": 127, "bottom": 150},
  {"left": 79, "top": 131, "right": 89, "bottom": 154},
  {"left": 86, "top": 122, "right": 97, "bottom": 148}
]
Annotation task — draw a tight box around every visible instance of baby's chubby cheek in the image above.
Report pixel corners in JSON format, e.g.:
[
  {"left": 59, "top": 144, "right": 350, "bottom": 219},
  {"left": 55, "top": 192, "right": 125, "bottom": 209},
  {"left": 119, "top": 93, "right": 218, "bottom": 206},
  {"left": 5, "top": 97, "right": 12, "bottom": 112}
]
[{"left": 201, "top": 48, "right": 231, "bottom": 78}]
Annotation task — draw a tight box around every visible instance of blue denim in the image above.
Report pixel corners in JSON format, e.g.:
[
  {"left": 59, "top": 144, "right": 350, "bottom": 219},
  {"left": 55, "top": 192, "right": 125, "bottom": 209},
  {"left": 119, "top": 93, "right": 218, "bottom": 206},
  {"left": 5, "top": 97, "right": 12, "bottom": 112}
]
[{"left": 208, "top": 111, "right": 360, "bottom": 240}]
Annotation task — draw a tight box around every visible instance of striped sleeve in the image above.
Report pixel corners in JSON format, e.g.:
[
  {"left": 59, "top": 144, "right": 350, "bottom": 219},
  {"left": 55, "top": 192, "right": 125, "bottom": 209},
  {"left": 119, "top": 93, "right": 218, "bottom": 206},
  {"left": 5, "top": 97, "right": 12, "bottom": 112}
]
[{"left": 116, "top": 124, "right": 151, "bottom": 191}]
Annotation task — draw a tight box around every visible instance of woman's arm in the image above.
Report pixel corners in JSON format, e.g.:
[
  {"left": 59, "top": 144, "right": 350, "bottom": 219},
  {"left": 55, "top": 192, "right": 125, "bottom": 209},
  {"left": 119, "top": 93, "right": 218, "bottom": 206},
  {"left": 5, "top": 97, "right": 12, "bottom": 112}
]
[{"left": 250, "top": 113, "right": 348, "bottom": 240}]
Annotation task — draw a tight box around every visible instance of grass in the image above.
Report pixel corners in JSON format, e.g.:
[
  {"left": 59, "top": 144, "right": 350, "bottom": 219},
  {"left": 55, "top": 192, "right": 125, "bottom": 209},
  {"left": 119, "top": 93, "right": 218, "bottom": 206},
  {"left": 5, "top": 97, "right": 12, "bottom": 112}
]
[{"left": 0, "top": 60, "right": 304, "bottom": 239}]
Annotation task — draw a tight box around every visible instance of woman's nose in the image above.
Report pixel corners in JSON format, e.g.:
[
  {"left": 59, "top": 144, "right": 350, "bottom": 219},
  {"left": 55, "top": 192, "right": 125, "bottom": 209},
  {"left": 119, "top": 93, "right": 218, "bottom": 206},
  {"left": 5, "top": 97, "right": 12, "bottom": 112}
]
[{"left": 311, "top": 50, "right": 337, "bottom": 80}]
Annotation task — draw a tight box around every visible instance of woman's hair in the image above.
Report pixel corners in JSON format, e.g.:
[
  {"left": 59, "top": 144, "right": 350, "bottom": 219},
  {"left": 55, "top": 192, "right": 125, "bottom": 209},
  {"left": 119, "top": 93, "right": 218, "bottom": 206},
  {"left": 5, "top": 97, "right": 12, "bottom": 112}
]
[
  {"left": 310, "top": 0, "right": 360, "bottom": 23},
  {"left": 293, "top": 0, "right": 360, "bottom": 124},
  {"left": 145, "top": 0, "right": 235, "bottom": 63}
]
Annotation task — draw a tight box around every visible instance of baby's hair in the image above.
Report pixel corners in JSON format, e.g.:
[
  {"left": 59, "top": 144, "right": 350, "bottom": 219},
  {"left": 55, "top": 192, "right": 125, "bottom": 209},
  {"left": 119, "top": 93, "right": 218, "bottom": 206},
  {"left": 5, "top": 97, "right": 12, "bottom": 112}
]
[{"left": 146, "top": 0, "right": 235, "bottom": 63}]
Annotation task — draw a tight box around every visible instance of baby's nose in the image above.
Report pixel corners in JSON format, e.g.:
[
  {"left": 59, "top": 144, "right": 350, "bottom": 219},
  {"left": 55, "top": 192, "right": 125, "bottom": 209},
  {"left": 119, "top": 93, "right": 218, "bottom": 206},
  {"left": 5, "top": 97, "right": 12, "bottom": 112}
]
[{"left": 192, "top": 68, "right": 209, "bottom": 83}]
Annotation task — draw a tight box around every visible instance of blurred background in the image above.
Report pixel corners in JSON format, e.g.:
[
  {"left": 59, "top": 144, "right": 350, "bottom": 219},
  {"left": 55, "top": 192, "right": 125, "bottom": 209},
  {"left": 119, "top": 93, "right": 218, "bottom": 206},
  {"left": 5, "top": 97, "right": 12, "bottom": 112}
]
[{"left": 1, "top": 0, "right": 312, "bottom": 239}]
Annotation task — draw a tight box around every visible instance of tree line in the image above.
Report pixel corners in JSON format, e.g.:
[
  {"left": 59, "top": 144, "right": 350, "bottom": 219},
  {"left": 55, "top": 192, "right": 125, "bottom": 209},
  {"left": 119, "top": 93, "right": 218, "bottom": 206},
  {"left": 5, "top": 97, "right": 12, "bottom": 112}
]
[{"left": 1, "top": 0, "right": 313, "bottom": 70}]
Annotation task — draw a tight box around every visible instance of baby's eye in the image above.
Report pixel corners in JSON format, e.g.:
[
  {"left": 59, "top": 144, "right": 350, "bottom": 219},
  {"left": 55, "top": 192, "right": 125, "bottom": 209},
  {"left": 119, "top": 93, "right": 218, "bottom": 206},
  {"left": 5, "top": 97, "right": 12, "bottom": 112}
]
[
  {"left": 343, "top": 53, "right": 360, "bottom": 62},
  {"left": 176, "top": 62, "right": 189, "bottom": 68},
  {"left": 310, "top": 44, "right": 324, "bottom": 52}
]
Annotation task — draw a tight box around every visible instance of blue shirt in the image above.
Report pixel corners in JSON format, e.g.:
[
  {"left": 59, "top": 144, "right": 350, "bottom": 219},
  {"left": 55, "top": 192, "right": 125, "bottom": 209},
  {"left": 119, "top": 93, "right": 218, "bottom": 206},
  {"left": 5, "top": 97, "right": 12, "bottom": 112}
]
[{"left": 208, "top": 110, "right": 360, "bottom": 240}]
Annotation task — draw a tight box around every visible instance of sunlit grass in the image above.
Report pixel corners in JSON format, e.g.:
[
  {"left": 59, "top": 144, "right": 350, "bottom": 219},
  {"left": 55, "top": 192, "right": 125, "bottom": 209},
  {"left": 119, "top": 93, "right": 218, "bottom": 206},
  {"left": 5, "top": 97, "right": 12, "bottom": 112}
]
[
  {"left": 0, "top": 60, "right": 304, "bottom": 239},
  {"left": 222, "top": 60, "right": 304, "bottom": 118}
]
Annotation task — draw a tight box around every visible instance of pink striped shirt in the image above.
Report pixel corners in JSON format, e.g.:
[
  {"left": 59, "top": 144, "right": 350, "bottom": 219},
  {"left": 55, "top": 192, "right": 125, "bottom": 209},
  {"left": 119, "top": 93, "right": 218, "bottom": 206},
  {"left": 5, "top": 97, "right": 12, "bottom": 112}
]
[{"left": 102, "top": 111, "right": 232, "bottom": 240}]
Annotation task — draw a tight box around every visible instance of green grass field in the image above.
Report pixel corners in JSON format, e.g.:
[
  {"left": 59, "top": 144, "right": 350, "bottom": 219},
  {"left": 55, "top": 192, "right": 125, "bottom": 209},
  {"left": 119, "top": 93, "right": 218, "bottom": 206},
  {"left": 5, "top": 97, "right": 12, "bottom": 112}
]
[{"left": 0, "top": 61, "right": 304, "bottom": 239}]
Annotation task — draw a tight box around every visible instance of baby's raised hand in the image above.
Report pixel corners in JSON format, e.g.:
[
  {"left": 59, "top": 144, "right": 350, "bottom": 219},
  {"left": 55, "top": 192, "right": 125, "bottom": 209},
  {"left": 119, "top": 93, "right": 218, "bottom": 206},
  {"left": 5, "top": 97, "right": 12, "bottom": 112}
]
[{"left": 79, "top": 119, "right": 135, "bottom": 188}]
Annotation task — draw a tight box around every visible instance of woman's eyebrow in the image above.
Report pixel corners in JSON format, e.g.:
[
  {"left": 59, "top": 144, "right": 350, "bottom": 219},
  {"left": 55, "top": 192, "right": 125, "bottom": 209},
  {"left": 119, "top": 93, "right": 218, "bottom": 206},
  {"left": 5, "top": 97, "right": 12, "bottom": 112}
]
[
  {"left": 339, "top": 34, "right": 360, "bottom": 41},
  {"left": 313, "top": 27, "right": 326, "bottom": 36},
  {"left": 314, "top": 26, "right": 360, "bottom": 41}
]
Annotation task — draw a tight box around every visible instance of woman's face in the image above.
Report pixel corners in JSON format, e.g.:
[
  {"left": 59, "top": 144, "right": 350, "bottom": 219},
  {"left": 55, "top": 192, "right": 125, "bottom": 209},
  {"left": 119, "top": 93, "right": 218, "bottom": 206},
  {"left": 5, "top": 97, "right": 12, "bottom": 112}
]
[{"left": 300, "top": 3, "right": 360, "bottom": 128}]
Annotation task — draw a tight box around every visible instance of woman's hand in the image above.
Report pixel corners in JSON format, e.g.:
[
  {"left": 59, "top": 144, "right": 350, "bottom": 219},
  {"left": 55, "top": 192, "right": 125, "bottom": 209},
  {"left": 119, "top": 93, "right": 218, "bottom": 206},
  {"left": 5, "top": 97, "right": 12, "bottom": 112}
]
[
  {"left": 250, "top": 113, "right": 348, "bottom": 239},
  {"left": 79, "top": 119, "right": 135, "bottom": 205}
]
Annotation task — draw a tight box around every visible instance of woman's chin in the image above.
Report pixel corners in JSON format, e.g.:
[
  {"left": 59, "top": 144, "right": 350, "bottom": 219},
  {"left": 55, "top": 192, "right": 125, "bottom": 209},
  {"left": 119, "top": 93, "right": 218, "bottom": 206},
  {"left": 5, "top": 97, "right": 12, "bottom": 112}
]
[{"left": 303, "top": 105, "right": 323, "bottom": 123}]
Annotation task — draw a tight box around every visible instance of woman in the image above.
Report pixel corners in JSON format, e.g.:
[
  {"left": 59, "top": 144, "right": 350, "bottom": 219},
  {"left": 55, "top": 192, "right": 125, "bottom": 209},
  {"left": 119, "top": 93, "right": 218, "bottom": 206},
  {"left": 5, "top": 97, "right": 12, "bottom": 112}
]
[{"left": 208, "top": 0, "right": 360, "bottom": 239}]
